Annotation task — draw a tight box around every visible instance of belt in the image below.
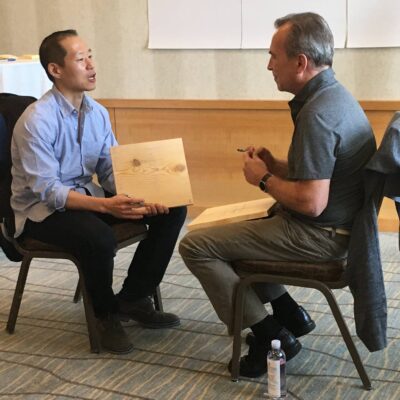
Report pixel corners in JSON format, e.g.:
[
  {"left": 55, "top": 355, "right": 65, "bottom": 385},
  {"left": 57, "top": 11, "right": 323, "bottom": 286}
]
[{"left": 320, "top": 227, "right": 351, "bottom": 236}]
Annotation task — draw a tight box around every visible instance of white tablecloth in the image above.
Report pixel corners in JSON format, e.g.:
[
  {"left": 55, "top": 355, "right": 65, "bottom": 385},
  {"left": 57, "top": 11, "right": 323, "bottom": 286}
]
[{"left": 0, "top": 60, "right": 52, "bottom": 99}]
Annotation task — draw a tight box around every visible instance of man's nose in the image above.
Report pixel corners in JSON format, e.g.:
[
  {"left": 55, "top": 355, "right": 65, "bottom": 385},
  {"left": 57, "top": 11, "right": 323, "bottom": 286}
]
[{"left": 86, "top": 58, "right": 95, "bottom": 69}]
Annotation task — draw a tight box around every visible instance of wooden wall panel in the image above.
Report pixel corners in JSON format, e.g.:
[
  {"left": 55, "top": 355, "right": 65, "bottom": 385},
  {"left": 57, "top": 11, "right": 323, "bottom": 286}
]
[{"left": 98, "top": 99, "right": 400, "bottom": 231}]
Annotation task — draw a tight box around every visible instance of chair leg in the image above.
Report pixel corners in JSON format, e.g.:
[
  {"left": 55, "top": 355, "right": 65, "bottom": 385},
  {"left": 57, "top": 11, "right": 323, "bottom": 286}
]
[
  {"left": 72, "top": 268, "right": 101, "bottom": 353},
  {"left": 78, "top": 275, "right": 101, "bottom": 354},
  {"left": 153, "top": 286, "right": 163, "bottom": 312},
  {"left": 73, "top": 278, "right": 82, "bottom": 303},
  {"left": 319, "top": 285, "right": 372, "bottom": 390},
  {"left": 6, "top": 256, "right": 32, "bottom": 334},
  {"left": 230, "top": 281, "right": 247, "bottom": 382}
]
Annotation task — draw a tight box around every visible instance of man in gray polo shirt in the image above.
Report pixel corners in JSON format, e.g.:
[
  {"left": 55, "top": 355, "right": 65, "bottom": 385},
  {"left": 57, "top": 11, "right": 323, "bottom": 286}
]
[{"left": 179, "top": 12, "right": 376, "bottom": 378}]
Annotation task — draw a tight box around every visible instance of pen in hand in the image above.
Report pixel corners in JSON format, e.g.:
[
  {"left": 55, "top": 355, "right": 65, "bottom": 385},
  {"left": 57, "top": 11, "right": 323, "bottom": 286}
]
[{"left": 237, "top": 148, "right": 247, "bottom": 152}]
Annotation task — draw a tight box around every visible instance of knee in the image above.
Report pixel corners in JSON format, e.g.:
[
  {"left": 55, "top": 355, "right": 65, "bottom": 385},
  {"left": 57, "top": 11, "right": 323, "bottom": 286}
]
[
  {"left": 169, "top": 206, "right": 187, "bottom": 227},
  {"left": 179, "top": 230, "right": 201, "bottom": 260}
]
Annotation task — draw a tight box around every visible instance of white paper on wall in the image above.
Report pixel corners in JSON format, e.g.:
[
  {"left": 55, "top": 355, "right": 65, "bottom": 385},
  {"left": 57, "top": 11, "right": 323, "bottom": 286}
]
[
  {"left": 148, "top": 0, "right": 399, "bottom": 50},
  {"left": 348, "top": 0, "right": 400, "bottom": 48},
  {"left": 148, "top": 0, "right": 242, "bottom": 49},
  {"left": 241, "top": 0, "right": 347, "bottom": 49}
]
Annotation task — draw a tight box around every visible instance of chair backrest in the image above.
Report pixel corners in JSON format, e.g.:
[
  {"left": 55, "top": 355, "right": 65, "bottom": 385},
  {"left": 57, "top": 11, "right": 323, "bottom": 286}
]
[{"left": 0, "top": 93, "right": 36, "bottom": 235}]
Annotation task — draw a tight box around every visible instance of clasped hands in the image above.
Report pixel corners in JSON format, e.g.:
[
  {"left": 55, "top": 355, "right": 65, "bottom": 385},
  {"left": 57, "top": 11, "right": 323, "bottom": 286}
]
[{"left": 106, "top": 194, "right": 169, "bottom": 220}]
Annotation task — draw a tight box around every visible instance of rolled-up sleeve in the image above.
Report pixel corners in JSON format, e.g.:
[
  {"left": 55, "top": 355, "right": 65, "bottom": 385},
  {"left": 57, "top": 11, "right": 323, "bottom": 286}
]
[{"left": 13, "top": 116, "right": 71, "bottom": 211}]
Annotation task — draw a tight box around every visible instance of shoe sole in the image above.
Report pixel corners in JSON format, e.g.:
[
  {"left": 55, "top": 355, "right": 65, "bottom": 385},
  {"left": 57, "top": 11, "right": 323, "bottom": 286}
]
[
  {"left": 291, "top": 320, "right": 316, "bottom": 338},
  {"left": 245, "top": 320, "right": 316, "bottom": 346},
  {"left": 119, "top": 314, "right": 181, "bottom": 329},
  {"left": 229, "top": 340, "right": 302, "bottom": 379},
  {"left": 228, "top": 359, "right": 267, "bottom": 378},
  {"left": 101, "top": 343, "right": 134, "bottom": 355},
  {"left": 239, "top": 367, "right": 267, "bottom": 379},
  {"left": 285, "top": 339, "right": 302, "bottom": 361}
]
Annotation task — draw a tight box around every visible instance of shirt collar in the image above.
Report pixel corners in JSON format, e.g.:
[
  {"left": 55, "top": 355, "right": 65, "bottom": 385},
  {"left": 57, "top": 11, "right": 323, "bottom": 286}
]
[
  {"left": 50, "top": 85, "right": 93, "bottom": 117},
  {"left": 288, "top": 68, "right": 336, "bottom": 122}
]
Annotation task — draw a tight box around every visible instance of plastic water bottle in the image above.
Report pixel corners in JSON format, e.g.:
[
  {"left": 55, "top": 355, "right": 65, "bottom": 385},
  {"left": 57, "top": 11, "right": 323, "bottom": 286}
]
[{"left": 267, "top": 339, "right": 286, "bottom": 399}]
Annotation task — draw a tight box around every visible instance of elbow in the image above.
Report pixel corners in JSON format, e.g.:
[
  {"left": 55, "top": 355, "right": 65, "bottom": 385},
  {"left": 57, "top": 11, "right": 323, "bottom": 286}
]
[
  {"left": 34, "top": 181, "right": 68, "bottom": 211},
  {"left": 302, "top": 199, "right": 328, "bottom": 218},
  {"left": 302, "top": 201, "right": 327, "bottom": 218},
  {"left": 305, "top": 207, "right": 324, "bottom": 218},
  {"left": 294, "top": 180, "right": 330, "bottom": 218}
]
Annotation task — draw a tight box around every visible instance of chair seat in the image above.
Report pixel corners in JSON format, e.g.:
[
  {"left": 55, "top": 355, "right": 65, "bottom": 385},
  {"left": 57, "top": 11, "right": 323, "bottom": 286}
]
[
  {"left": 232, "top": 259, "right": 347, "bottom": 283},
  {"left": 18, "top": 221, "right": 148, "bottom": 253}
]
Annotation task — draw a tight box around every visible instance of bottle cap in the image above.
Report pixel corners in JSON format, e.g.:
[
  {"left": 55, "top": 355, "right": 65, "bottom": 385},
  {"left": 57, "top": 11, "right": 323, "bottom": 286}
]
[{"left": 271, "top": 339, "right": 281, "bottom": 349}]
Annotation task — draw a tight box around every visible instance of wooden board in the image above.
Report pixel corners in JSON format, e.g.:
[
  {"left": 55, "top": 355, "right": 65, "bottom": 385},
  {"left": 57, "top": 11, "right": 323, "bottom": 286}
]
[
  {"left": 187, "top": 197, "right": 275, "bottom": 231},
  {"left": 110, "top": 138, "right": 193, "bottom": 207}
]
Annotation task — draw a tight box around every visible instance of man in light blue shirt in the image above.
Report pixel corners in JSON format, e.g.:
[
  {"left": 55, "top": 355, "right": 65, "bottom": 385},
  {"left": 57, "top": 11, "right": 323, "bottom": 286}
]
[{"left": 11, "top": 29, "right": 187, "bottom": 354}]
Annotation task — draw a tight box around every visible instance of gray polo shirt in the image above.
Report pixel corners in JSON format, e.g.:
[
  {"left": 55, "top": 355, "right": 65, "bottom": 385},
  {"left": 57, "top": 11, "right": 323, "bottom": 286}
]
[{"left": 286, "top": 68, "right": 376, "bottom": 229}]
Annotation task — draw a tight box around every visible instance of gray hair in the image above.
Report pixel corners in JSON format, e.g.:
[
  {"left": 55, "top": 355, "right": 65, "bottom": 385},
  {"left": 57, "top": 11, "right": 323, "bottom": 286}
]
[{"left": 274, "top": 12, "right": 334, "bottom": 67}]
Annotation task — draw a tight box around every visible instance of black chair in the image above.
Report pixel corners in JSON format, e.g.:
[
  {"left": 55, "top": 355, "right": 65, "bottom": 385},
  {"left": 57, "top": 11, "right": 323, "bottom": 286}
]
[
  {"left": 0, "top": 93, "right": 162, "bottom": 353},
  {"left": 0, "top": 93, "right": 36, "bottom": 262}
]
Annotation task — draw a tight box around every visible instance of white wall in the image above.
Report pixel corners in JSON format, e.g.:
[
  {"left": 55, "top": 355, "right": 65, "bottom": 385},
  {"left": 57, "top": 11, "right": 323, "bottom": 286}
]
[{"left": 1, "top": 0, "right": 399, "bottom": 100}]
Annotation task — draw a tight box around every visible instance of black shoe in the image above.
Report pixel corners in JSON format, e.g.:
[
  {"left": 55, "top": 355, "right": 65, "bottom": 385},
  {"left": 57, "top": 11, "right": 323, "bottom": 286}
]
[
  {"left": 229, "top": 327, "right": 301, "bottom": 378},
  {"left": 97, "top": 313, "right": 134, "bottom": 354},
  {"left": 118, "top": 296, "right": 180, "bottom": 329},
  {"left": 0, "top": 227, "right": 22, "bottom": 262},
  {"left": 275, "top": 306, "right": 315, "bottom": 337},
  {"left": 246, "top": 306, "right": 315, "bottom": 345}
]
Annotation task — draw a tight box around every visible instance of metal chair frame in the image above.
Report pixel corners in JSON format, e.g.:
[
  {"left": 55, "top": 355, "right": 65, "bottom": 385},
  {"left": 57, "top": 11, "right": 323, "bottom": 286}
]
[
  {"left": 5, "top": 226, "right": 164, "bottom": 353},
  {"left": 230, "top": 270, "right": 372, "bottom": 390}
]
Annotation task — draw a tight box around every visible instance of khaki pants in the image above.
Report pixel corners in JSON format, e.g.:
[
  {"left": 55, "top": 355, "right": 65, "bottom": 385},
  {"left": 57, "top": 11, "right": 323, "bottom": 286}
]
[{"left": 179, "top": 209, "right": 349, "bottom": 333}]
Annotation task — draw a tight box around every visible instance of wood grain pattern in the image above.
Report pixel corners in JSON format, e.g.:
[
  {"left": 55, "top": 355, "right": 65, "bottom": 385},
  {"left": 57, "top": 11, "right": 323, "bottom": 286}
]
[
  {"left": 187, "top": 197, "right": 275, "bottom": 231},
  {"left": 99, "top": 99, "right": 399, "bottom": 231},
  {"left": 110, "top": 138, "right": 193, "bottom": 207}
]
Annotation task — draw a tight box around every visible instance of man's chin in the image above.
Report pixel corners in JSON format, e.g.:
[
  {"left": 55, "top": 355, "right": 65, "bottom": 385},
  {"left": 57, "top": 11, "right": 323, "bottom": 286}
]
[{"left": 85, "top": 83, "right": 96, "bottom": 92}]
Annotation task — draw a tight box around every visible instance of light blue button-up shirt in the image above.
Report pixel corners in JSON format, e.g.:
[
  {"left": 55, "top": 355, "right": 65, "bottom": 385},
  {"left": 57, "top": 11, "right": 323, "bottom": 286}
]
[{"left": 11, "top": 86, "right": 117, "bottom": 237}]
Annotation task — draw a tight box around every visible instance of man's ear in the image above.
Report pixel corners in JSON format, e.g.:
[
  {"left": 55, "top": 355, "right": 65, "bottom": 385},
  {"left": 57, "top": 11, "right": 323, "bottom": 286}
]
[
  {"left": 47, "top": 63, "right": 62, "bottom": 81},
  {"left": 296, "top": 54, "right": 308, "bottom": 74}
]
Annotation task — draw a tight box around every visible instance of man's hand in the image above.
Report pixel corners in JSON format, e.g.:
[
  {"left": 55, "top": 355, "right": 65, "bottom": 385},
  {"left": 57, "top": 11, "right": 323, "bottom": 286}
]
[
  {"left": 105, "top": 195, "right": 149, "bottom": 219},
  {"left": 242, "top": 151, "right": 269, "bottom": 186},
  {"left": 144, "top": 202, "right": 169, "bottom": 216},
  {"left": 256, "top": 147, "right": 275, "bottom": 170},
  {"left": 65, "top": 190, "right": 170, "bottom": 219}
]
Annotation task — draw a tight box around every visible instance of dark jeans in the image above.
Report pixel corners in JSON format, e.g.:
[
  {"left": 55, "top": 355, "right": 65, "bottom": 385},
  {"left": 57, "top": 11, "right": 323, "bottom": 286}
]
[{"left": 24, "top": 206, "right": 187, "bottom": 317}]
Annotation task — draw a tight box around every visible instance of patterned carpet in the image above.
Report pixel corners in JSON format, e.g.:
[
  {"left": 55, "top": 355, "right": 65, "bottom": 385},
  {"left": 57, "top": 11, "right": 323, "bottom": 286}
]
[{"left": 0, "top": 225, "right": 399, "bottom": 400}]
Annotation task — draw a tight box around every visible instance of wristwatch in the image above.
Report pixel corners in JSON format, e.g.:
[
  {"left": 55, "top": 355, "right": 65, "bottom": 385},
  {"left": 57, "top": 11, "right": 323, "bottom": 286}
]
[{"left": 259, "top": 172, "right": 273, "bottom": 192}]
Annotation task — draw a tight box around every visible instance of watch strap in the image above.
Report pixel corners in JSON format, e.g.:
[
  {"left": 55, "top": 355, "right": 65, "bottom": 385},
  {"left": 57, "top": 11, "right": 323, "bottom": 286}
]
[{"left": 259, "top": 172, "right": 273, "bottom": 192}]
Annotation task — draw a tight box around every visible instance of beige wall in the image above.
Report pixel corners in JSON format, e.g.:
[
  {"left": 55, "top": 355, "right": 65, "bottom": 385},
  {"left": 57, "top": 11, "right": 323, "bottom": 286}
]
[{"left": 1, "top": 0, "right": 400, "bottom": 100}]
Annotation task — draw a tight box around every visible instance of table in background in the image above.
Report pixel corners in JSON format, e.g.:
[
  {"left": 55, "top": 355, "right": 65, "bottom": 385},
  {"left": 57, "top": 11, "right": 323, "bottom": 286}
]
[{"left": 0, "top": 60, "right": 52, "bottom": 99}]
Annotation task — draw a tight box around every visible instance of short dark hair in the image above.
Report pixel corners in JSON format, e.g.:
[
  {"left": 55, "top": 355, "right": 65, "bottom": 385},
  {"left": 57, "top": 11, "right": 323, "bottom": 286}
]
[
  {"left": 39, "top": 29, "right": 78, "bottom": 82},
  {"left": 274, "top": 12, "right": 334, "bottom": 67}
]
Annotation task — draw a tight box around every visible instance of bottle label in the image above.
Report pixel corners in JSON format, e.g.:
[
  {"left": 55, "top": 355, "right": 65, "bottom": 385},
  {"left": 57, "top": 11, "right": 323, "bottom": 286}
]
[{"left": 267, "top": 359, "right": 281, "bottom": 397}]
